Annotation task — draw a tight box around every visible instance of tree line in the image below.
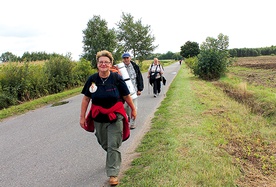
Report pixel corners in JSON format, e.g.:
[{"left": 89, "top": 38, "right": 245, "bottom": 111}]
[
  {"left": 0, "top": 51, "right": 69, "bottom": 63},
  {"left": 228, "top": 46, "right": 276, "bottom": 57}
]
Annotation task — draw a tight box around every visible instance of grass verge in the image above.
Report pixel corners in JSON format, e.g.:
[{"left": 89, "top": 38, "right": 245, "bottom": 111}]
[
  {"left": 0, "top": 87, "right": 82, "bottom": 120},
  {"left": 119, "top": 65, "right": 275, "bottom": 186}
]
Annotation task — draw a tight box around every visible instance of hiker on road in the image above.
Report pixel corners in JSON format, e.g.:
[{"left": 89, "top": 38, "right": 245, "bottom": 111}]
[{"left": 79, "top": 50, "right": 136, "bottom": 186}]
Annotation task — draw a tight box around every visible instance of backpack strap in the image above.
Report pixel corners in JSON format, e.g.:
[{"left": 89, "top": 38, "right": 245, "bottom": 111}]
[{"left": 110, "top": 71, "right": 119, "bottom": 86}]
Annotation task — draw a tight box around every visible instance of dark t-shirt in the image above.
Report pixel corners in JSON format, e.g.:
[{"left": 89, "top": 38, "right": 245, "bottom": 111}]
[{"left": 81, "top": 72, "right": 130, "bottom": 122}]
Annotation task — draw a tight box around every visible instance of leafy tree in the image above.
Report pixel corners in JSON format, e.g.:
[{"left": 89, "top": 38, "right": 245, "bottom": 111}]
[
  {"left": 193, "top": 33, "right": 231, "bottom": 80},
  {"left": 82, "top": 15, "right": 117, "bottom": 68},
  {"left": 172, "top": 52, "right": 183, "bottom": 60},
  {"left": 0, "top": 52, "right": 18, "bottom": 62},
  {"left": 158, "top": 51, "right": 176, "bottom": 60},
  {"left": 116, "top": 12, "right": 157, "bottom": 63},
  {"left": 180, "top": 41, "right": 200, "bottom": 58}
]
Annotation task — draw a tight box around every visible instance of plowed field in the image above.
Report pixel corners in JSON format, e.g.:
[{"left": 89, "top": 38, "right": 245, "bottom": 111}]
[{"left": 232, "top": 56, "right": 276, "bottom": 88}]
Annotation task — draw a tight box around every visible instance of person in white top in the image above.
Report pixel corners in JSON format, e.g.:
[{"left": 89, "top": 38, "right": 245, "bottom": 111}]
[
  {"left": 148, "top": 58, "right": 164, "bottom": 97},
  {"left": 122, "top": 52, "right": 144, "bottom": 129}
]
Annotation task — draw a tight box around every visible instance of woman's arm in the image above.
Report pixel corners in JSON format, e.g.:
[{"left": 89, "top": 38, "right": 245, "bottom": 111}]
[
  {"left": 79, "top": 95, "right": 90, "bottom": 128},
  {"left": 123, "top": 95, "right": 137, "bottom": 120}
]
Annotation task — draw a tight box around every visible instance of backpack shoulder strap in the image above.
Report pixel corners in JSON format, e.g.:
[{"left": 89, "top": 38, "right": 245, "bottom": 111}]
[{"left": 111, "top": 71, "right": 120, "bottom": 86}]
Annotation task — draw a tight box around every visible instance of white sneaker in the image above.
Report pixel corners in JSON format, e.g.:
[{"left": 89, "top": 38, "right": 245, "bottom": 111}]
[{"left": 154, "top": 94, "right": 157, "bottom": 98}]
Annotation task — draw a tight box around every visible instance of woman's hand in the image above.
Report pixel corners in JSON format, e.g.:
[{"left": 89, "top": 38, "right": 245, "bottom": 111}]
[
  {"left": 79, "top": 116, "right": 86, "bottom": 128},
  {"left": 131, "top": 108, "right": 137, "bottom": 120},
  {"left": 123, "top": 95, "right": 137, "bottom": 120}
]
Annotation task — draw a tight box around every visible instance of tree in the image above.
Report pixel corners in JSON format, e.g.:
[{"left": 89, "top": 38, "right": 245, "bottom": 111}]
[
  {"left": 0, "top": 52, "right": 18, "bottom": 62},
  {"left": 194, "top": 33, "right": 231, "bottom": 80},
  {"left": 180, "top": 41, "right": 200, "bottom": 58},
  {"left": 158, "top": 51, "right": 175, "bottom": 60},
  {"left": 82, "top": 15, "right": 117, "bottom": 67},
  {"left": 116, "top": 12, "right": 157, "bottom": 64}
]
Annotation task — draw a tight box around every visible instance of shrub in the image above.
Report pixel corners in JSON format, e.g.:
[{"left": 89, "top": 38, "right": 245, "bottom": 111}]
[
  {"left": 194, "top": 49, "right": 229, "bottom": 80},
  {"left": 192, "top": 33, "right": 231, "bottom": 80},
  {"left": 72, "top": 58, "right": 95, "bottom": 85},
  {"left": 185, "top": 57, "right": 198, "bottom": 72},
  {"left": 44, "top": 56, "right": 75, "bottom": 93},
  {"left": 0, "top": 92, "right": 17, "bottom": 109},
  {"left": 0, "top": 57, "right": 96, "bottom": 109}
]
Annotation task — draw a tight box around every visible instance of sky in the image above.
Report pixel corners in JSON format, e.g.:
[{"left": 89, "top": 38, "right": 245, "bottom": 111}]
[{"left": 0, "top": 0, "right": 275, "bottom": 61}]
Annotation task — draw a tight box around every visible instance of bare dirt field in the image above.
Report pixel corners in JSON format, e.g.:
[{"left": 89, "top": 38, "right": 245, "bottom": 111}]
[
  {"left": 232, "top": 56, "right": 276, "bottom": 88},
  {"left": 234, "top": 56, "right": 276, "bottom": 69}
]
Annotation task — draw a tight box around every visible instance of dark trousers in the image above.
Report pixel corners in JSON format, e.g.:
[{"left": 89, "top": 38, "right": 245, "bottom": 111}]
[{"left": 153, "top": 78, "right": 161, "bottom": 94}]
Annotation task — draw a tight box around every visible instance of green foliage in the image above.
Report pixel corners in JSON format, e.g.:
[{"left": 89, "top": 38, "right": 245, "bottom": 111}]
[
  {"left": 72, "top": 58, "right": 95, "bottom": 85},
  {"left": 0, "top": 56, "right": 94, "bottom": 109},
  {"left": 195, "top": 49, "right": 226, "bottom": 80},
  {"left": 157, "top": 51, "right": 180, "bottom": 60},
  {"left": 82, "top": 15, "right": 117, "bottom": 68},
  {"left": 44, "top": 56, "right": 75, "bottom": 93},
  {"left": 193, "top": 33, "right": 231, "bottom": 80},
  {"left": 0, "top": 62, "right": 48, "bottom": 106},
  {"left": 0, "top": 90, "right": 17, "bottom": 109},
  {"left": 184, "top": 56, "right": 198, "bottom": 71},
  {"left": 229, "top": 45, "right": 276, "bottom": 57},
  {"left": 0, "top": 51, "right": 67, "bottom": 63},
  {"left": 180, "top": 41, "right": 200, "bottom": 58},
  {"left": 116, "top": 12, "right": 157, "bottom": 63},
  {"left": 0, "top": 52, "right": 19, "bottom": 62}
]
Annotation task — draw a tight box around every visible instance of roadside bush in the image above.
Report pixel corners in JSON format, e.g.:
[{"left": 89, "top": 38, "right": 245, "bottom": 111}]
[
  {"left": 0, "top": 57, "right": 97, "bottom": 109},
  {"left": 192, "top": 33, "right": 231, "bottom": 80},
  {"left": 72, "top": 58, "right": 95, "bottom": 85},
  {"left": 0, "top": 62, "right": 47, "bottom": 105},
  {"left": 185, "top": 57, "right": 198, "bottom": 72},
  {"left": 0, "top": 92, "right": 17, "bottom": 109},
  {"left": 0, "top": 62, "right": 23, "bottom": 102},
  {"left": 25, "top": 64, "right": 48, "bottom": 98},
  {"left": 44, "top": 56, "right": 75, "bottom": 93},
  {"left": 194, "top": 49, "right": 229, "bottom": 80}
]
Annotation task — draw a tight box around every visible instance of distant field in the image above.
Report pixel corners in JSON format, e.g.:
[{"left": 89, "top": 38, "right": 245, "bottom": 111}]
[
  {"left": 231, "top": 56, "right": 276, "bottom": 88},
  {"left": 234, "top": 55, "right": 276, "bottom": 69},
  {"left": 0, "top": 60, "right": 45, "bottom": 66}
]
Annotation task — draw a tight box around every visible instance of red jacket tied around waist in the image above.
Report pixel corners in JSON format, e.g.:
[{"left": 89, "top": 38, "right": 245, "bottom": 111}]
[{"left": 84, "top": 101, "right": 130, "bottom": 141}]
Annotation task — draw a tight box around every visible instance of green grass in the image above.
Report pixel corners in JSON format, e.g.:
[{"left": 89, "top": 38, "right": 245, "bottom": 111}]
[
  {"left": 120, "top": 66, "right": 240, "bottom": 186},
  {"left": 119, "top": 65, "right": 275, "bottom": 186},
  {"left": 0, "top": 87, "right": 82, "bottom": 120},
  {"left": 219, "top": 66, "right": 276, "bottom": 123}
]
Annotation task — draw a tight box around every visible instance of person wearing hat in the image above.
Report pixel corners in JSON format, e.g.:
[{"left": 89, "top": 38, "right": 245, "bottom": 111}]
[{"left": 121, "top": 52, "right": 144, "bottom": 129}]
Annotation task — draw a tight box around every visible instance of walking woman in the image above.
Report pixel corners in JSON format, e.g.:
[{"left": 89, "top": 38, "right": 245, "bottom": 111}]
[
  {"left": 148, "top": 58, "right": 164, "bottom": 97},
  {"left": 79, "top": 50, "right": 136, "bottom": 186}
]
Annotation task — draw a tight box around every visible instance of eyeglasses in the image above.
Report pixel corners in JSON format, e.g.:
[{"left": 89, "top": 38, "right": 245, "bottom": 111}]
[
  {"left": 123, "top": 57, "right": 129, "bottom": 59},
  {"left": 98, "top": 61, "right": 111, "bottom": 65}
]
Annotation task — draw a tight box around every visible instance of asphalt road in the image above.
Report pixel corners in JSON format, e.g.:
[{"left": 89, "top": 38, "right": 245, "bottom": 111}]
[{"left": 0, "top": 62, "right": 181, "bottom": 187}]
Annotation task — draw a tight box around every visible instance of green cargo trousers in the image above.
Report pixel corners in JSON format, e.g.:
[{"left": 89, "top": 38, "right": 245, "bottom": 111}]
[{"left": 94, "top": 114, "right": 123, "bottom": 177}]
